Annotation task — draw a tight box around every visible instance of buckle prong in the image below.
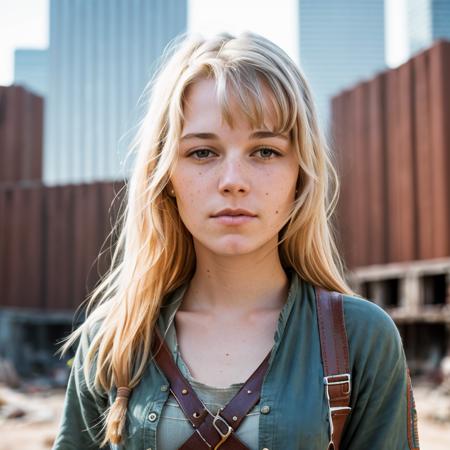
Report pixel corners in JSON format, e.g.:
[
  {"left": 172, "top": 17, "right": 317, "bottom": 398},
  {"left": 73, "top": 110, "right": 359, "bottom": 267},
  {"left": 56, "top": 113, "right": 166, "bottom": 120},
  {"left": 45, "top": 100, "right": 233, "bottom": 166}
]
[{"left": 212, "top": 412, "right": 233, "bottom": 450}]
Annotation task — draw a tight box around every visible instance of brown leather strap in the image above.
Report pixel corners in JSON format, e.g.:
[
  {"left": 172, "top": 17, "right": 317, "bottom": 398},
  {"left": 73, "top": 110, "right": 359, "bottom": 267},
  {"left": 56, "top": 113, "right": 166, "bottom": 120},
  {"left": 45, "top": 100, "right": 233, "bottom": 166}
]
[
  {"left": 152, "top": 327, "right": 270, "bottom": 449},
  {"left": 315, "top": 287, "right": 352, "bottom": 450}
]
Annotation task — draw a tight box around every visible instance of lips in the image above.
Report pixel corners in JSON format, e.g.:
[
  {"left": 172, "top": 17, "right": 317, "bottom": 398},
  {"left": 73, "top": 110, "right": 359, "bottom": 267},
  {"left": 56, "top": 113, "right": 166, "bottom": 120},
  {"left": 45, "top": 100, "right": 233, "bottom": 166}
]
[
  {"left": 211, "top": 208, "right": 257, "bottom": 226},
  {"left": 211, "top": 208, "right": 256, "bottom": 218}
]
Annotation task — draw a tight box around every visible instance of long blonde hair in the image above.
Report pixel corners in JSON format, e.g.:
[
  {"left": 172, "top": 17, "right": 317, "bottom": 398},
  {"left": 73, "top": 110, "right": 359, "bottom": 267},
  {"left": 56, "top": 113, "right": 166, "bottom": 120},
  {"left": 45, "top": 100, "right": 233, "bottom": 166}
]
[{"left": 58, "top": 31, "right": 355, "bottom": 447}]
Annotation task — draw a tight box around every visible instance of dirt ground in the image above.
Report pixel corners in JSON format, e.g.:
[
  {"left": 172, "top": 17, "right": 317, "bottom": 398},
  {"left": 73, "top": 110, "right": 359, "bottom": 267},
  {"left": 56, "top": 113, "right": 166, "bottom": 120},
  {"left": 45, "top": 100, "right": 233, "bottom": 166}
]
[{"left": 0, "top": 383, "right": 449, "bottom": 449}]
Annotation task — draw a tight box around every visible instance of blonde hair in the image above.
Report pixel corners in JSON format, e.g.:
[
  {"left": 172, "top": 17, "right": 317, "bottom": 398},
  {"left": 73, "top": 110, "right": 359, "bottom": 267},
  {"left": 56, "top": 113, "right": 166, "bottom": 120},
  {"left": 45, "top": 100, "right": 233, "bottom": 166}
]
[{"left": 58, "top": 31, "right": 355, "bottom": 447}]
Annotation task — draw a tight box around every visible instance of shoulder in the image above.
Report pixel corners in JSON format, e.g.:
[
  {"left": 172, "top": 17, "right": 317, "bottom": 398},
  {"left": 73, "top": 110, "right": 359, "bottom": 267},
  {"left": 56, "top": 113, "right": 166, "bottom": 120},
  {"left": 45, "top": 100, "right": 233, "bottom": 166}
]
[
  {"left": 342, "top": 293, "right": 399, "bottom": 337},
  {"left": 340, "top": 293, "right": 404, "bottom": 368}
]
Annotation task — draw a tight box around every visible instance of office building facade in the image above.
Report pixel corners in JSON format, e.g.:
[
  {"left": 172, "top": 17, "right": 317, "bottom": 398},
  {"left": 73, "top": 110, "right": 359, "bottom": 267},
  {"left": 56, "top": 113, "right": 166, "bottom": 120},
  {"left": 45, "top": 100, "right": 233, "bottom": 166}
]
[
  {"left": 299, "top": 0, "right": 386, "bottom": 130},
  {"left": 45, "top": 0, "right": 187, "bottom": 184}
]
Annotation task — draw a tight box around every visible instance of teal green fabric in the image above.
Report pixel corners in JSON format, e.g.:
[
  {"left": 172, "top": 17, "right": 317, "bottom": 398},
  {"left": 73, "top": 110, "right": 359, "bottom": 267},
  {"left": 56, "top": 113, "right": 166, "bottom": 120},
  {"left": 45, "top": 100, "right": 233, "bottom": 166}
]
[{"left": 52, "top": 270, "right": 419, "bottom": 449}]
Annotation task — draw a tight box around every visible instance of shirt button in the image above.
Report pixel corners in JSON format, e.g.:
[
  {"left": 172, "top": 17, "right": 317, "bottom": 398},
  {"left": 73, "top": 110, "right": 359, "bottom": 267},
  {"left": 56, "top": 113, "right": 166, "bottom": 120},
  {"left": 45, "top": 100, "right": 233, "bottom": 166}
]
[
  {"left": 260, "top": 405, "right": 271, "bottom": 414},
  {"left": 160, "top": 384, "right": 169, "bottom": 392},
  {"left": 148, "top": 412, "right": 158, "bottom": 422},
  {"left": 262, "top": 448, "right": 270, "bottom": 450}
]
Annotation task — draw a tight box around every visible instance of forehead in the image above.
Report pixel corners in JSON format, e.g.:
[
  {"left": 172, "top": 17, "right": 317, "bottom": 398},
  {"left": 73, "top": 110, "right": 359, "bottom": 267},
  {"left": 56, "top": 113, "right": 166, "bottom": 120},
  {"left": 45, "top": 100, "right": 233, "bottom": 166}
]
[{"left": 181, "top": 77, "right": 281, "bottom": 133}]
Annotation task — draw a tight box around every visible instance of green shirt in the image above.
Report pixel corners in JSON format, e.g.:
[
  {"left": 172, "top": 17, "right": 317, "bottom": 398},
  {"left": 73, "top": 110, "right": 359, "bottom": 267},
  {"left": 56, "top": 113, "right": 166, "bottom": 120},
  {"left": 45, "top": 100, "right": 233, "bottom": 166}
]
[{"left": 52, "top": 270, "right": 420, "bottom": 450}]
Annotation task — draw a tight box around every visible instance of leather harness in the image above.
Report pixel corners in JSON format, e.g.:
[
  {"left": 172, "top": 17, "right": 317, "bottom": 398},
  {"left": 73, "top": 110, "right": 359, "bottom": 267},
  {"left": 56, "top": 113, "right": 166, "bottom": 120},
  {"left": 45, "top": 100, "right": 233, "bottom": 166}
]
[{"left": 152, "top": 286, "right": 352, "bottom": 450}]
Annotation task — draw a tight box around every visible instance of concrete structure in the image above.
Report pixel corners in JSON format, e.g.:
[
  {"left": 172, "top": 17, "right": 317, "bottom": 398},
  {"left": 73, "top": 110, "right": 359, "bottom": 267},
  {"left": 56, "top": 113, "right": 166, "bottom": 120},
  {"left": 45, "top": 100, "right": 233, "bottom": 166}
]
[
  {"left": 13, "top": 49, "right": 49, "bottom": 98},
  {"left": 45, "top": 0, "right": 187, "bottom": 185},
  {"left": 298, "top": 0, "right": 386, "bottom": 131},
  {"left": 349, "top": 258, "right": 450, "bottom": 375},
  {"left": 406, "top": 0, "right": 450, "bottom": 55}
]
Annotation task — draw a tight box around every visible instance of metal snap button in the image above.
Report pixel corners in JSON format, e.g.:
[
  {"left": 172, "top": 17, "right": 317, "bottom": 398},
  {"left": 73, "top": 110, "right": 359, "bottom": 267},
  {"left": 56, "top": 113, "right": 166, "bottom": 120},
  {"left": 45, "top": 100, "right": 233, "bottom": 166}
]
[
  {"left": 148, "top": 412, "right": 158, "bottom": 422},
  {"left": 260, "top": 405, "right": 271, "bottom": 414}
]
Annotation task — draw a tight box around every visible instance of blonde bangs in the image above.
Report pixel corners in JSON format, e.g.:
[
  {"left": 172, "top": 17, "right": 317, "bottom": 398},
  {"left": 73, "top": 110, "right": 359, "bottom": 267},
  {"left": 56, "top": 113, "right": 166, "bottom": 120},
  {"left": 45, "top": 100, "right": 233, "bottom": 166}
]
[{"left": 175, "top": 36, "right": 298, "bottom": 138}]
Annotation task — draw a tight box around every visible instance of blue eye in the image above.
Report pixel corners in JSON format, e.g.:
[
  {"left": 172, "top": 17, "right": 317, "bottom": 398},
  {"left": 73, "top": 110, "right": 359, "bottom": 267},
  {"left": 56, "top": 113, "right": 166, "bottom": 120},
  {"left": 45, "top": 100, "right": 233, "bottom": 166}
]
[
  {"left": 255, "top": 147, "right": 280, "bottom": 159},
  {"left": 189, "top": 149, "right": 215, "bottom": 159}
]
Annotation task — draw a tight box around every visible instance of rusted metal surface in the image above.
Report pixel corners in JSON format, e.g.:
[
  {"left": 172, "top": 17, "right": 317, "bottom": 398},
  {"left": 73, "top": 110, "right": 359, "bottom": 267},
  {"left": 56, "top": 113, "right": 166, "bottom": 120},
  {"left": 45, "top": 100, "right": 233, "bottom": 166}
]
[
  {"left": 0, "top": 181, "right": 125, "bottom": 311},
  {"left": 0, "top": 86, "right": 43, "bottom": 183},
  {"left": 45, "top": 185, "right": 73, "bottom": 311},
  {"left": 367, "top": 72, "right": 387, "bottom": 265},
  {"left": 332, "top": 40, "right": 450, "bottom": 268},
  {"left": 414, "top": 50, "right": 434, "bottom": 260},
  {"left": 393, "top": 59, "right": 416, "bottom": 262},
  {"left": 429, "top": 41, "right": 450, "bottom": 259},
  {"left": 354, "top": 83, "right": 371, "bottom": 267}
]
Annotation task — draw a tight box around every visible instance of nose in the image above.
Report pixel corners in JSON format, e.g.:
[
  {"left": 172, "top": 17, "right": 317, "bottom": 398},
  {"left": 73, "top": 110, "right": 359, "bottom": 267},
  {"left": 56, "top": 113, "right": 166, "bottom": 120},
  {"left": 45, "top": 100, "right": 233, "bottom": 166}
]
[{"left": 217, "top": 154, "right": 250, "bottom": 195}]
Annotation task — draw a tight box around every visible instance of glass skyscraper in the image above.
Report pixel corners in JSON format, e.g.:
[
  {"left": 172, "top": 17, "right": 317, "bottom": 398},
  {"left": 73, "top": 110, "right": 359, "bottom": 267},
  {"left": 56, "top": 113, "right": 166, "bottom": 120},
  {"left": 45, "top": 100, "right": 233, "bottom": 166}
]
[
  {"left": 45, "top": 0, "right": 187, "bottom": 184},
  {"left": 299, "top": 0, "right": 386, "bottom": 130}
]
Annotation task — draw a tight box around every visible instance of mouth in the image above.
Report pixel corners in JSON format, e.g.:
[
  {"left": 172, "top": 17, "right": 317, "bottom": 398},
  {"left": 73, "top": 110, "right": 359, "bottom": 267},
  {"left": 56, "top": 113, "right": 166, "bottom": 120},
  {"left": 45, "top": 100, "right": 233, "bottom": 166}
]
[
  {"left": 211, "top": 213, "right": 256, "bottom": 226},
  {"left": 211, "top": 208, "right": 256, "bottom": 218}
]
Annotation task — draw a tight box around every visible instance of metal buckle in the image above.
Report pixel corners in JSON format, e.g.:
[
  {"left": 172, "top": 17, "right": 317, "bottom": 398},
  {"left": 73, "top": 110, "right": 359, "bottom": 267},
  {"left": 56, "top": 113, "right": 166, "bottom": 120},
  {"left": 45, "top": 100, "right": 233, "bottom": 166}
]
[
  {"left": 330, "top": 406, "right": 352, "bottom": 413},
  {"left": 323, "top": 373, "right": 351, "bottom": 396},
  {"left": 323, "top": 373, "right": 352, "bottom": 446},
  {"left": 212, "top": 411, "right": 233, "bottom": 450}
]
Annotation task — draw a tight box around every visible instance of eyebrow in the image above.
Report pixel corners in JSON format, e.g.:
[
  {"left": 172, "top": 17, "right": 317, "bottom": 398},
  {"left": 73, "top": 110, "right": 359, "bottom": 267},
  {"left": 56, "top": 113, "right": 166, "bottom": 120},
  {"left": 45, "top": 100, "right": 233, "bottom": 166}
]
[{"left": 180, "top": 131, "right": 289, "bottom": 141}]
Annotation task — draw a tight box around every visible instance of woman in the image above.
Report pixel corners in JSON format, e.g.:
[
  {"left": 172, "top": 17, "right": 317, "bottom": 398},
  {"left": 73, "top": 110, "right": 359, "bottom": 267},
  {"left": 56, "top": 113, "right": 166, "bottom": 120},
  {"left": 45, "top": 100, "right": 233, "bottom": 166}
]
[{"left": 53, "top": 31, "right": 419, "bottom": 450}]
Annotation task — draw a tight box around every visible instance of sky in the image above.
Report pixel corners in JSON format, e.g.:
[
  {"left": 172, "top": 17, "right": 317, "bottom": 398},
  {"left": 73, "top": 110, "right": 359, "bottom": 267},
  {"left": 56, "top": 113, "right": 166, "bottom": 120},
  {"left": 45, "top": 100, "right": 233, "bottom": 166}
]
[
  {"left": 188, "top": 0, "right": 298, "bottom": 63},
  {"left": 0, "top": 0, "right": 407, "bottom": 86},
  {"left": 0, "top": 0, "right": 49, "bottom": 85}
]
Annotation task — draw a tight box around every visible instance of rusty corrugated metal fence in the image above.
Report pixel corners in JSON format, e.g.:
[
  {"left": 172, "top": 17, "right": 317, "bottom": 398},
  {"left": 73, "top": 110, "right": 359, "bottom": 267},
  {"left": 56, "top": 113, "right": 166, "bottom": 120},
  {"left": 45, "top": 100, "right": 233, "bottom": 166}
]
[
  {"left": 332, "top": 40, "right": 450, "bottom": 269},
  {"left": 0, "top": 181, "right": 125, "bottom": 311}
]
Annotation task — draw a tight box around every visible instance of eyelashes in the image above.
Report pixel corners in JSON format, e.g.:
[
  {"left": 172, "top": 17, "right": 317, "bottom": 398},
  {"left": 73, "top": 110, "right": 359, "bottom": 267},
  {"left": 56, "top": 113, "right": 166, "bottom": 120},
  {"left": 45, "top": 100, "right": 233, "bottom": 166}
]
[
  {"left": 187, "top": 147, "right": 282, "bottom": 161},
  {"left": 189, "top": 148, "right": 214, "bottom": 159}
]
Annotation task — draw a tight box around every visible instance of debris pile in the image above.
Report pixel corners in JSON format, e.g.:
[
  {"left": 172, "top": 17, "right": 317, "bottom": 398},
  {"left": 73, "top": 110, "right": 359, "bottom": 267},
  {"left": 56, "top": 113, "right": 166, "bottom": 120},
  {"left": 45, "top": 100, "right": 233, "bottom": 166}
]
[
  {"left": 0, "top": 356, "right": 70, "bottom": 449},
  {"left": 414, "top": 355, "right": 450, "bottom": 424},
  {"left": 0, "top": 383, "right": 58, "bottom": 424}
]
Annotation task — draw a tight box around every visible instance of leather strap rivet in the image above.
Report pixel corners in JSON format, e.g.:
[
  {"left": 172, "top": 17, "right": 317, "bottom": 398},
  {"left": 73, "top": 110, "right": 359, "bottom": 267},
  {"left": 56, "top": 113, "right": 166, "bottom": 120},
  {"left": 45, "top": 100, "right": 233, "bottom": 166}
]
[
  {"left": 181, "top": 388, "right": 188, "bottom": 395},
  {"left": 247, "top": 389, "right": 252, "bottom": 394},
  {"left": 232, "top": 416, "right": 238, "bottom": 421},
  {"left": 193, "top": 412, "right": 200, "bottom": 418}
]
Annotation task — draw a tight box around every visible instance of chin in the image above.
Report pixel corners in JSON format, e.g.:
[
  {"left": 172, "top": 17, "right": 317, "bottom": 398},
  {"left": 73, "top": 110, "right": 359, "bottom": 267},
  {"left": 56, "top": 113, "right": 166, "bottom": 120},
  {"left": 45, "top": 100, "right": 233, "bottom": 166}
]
[{"left": 204, "top": 236, "right": 265, "bottom": 256}]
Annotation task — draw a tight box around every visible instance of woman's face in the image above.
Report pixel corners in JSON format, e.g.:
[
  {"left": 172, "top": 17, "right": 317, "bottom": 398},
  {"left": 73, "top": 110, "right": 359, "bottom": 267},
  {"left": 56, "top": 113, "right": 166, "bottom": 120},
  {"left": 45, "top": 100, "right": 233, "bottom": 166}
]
[{"left": 170, "top": 77, "right": 299, "bottom": 257}]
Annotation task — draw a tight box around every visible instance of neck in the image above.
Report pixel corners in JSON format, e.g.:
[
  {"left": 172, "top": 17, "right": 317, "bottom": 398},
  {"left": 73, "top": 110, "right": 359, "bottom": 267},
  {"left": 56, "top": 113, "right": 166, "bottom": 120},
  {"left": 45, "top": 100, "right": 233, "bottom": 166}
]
[{"left": 180, "top": 240, "right": 290, "bottom": 315}]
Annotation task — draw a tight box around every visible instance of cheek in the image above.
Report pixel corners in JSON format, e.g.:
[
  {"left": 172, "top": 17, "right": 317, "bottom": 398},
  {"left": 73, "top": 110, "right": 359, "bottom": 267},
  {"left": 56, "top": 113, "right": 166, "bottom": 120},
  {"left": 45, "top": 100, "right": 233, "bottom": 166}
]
[
  {"left": 172, "top": 167, "right": 200, "bottom": 194},
  {"left": 272, "top": 189, "right": 295, "bottom": 218},
  {"left": 173, "top": 175, "right": 208, "bottom": 223},
  {"left": 264, "top": 186, "right": 297, "bottom": 227}
]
